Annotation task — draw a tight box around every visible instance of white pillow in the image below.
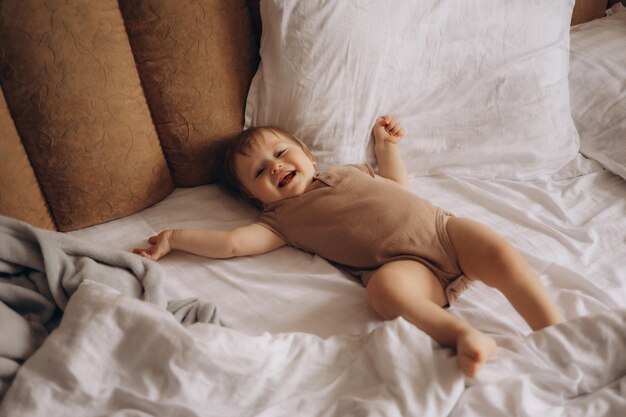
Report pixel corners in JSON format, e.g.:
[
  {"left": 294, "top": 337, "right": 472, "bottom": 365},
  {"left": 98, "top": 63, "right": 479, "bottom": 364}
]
[
  {"left": 245, "top": 1, "right": 580, "bottom": 179},
  {"left": 569, "top": 4, "right": 626, "bottom": 181}
]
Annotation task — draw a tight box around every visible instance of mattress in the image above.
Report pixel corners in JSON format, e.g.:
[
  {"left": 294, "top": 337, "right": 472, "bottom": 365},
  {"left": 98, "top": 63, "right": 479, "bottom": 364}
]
[
  {"left": 68, "top": 154, "right": 626, "bottom": 339},
  {"left": 56, "top": 153, "right": 626, "bottom": 416}
]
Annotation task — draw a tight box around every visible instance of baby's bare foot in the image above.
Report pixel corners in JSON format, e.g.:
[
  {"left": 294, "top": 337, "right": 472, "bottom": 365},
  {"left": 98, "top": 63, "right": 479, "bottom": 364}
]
[{"left": 457, "top": 328, "right": 496, "bottom": 378}]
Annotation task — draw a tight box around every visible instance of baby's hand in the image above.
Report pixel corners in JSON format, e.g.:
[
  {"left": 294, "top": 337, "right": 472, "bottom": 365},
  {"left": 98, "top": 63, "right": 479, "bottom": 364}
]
[
  {"left": 132, "top": 230, "right": 172, "bottom": 261},
  {"left": 372, "top": 115, "right": 405, "bottom": 145}
]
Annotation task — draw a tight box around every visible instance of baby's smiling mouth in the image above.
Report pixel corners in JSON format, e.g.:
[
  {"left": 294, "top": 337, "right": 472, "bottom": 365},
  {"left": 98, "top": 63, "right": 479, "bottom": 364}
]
[{"left": 278, "top": 171, "right": 296, "bottom": 188}]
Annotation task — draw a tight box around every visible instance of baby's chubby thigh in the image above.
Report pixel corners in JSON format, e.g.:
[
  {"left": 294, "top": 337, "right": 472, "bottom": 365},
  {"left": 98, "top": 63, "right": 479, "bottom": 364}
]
[{"left": 364, "top": 260, "right": 448, "bottom": 321}]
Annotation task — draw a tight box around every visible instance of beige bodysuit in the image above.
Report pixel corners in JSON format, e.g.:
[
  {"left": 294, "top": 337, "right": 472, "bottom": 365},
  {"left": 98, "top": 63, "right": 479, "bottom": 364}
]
[{"left": 258, "top": 164, "right": 471, "bottom": 303}]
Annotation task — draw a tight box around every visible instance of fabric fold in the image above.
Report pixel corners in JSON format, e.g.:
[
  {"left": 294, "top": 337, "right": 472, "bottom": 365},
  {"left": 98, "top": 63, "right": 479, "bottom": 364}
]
[{"left": 0, "top": 215, "right": 223, "bottom": 400}]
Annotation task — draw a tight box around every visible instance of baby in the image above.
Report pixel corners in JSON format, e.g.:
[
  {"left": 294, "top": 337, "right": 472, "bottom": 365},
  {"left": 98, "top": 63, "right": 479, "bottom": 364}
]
[{"left": 134, "top": 116, "right": 563, "bottom": 377}]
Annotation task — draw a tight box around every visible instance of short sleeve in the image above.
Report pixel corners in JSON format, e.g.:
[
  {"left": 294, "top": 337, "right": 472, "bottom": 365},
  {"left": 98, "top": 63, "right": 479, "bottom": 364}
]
[
  {"left": 258, "top": 210, "right": 278, "bottom": 233},
  {"left": 351, "top": 163, "right": 376, "bottom": 178},
  {"left": 257, "top": 211, "right": 290, "bottom": 244}
]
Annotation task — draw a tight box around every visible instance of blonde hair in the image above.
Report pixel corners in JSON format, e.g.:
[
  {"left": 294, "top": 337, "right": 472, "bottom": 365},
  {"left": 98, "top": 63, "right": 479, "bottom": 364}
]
[{"left": 219, "top": 126, "right": 315, "bottom": 210}]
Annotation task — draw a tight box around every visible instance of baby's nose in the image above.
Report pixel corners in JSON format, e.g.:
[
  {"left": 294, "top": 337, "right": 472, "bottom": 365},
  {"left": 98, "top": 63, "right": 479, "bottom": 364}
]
[{"left": 270, "top": 161, "right": 282, "bottom": 174}]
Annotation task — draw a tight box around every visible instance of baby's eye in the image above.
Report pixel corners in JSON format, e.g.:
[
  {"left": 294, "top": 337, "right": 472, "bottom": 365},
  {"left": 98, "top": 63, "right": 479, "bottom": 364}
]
[
  {"left": 255, "top": 168, "right": 264, "bottom": 178},
  {"left": 275, "top": 149, "right": 286, "bottom": 157}
]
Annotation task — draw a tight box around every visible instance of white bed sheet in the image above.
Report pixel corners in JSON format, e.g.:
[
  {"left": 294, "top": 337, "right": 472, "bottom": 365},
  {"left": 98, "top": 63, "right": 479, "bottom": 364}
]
[
  {"left": 5, "top": 280, "right": 625, "bottom": 417},
  {"left": 42, "top": 153, "right": 624, "bottom": 416},
  {"left": 69, "top": 154, "right": 626, "bottom": 339}
]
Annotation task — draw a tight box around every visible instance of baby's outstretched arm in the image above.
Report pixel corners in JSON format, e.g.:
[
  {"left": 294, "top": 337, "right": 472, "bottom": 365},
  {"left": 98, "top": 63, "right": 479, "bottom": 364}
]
[
  {"left": 372, "top": 115, "right": 408, "bottom": 189},
  {"left": 133, "top": 223, "right": 286, "bottom": 261}
]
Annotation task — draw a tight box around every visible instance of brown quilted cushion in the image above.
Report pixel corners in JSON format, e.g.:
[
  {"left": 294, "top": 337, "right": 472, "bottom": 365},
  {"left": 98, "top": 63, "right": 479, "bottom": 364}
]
[
  {"left": 0, "top": 0, "right": 174, "bottom": 231},
  {"left": 571, "top": 0, "right": 608, "bottom": 25},
  {"left": 0, "top": 87, "right": 55, "bottom": 230},
  {"left": 120, "top": 0, "right": 259, "bottom": 186}
]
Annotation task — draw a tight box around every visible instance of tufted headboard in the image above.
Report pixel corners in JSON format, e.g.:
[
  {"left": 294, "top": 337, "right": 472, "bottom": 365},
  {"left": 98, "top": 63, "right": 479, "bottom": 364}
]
[
  {"left": 0, "top": 0, "right": 609, "bottom": 232},
  {"left": 0, "top": 0, "right": 260, "bottom": 231}
]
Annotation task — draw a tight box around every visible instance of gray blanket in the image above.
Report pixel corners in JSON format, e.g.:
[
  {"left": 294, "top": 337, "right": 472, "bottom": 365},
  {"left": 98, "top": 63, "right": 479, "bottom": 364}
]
[{"left": 0, "top": 215, "right": 223, "bottom": 399}]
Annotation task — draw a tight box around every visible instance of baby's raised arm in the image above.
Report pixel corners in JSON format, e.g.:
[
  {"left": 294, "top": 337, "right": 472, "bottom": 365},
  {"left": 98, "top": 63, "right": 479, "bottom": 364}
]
[
  {"left": 133, "top": 223, "right": 286, "bottom": 261},
  {"left": 372, "top": 115, "right": 408, "bottom": 189}
]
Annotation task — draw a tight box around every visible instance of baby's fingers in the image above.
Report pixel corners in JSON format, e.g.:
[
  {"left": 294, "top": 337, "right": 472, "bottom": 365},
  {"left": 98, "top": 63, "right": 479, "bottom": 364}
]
[
  {"left": 133, "top": 248, "right": 149, "bottom": 258},
  {"left": 133, "top": 248, "right": 160, "bottom": 261},
  {"left": 385, "top": 119, "right": 404, "bottom": 136},
  {"left": 381, "top": 116, "right": 401, "bottom": 132},
  {"left": 390, "top": 125, "right": 404, "bottom": 136}
]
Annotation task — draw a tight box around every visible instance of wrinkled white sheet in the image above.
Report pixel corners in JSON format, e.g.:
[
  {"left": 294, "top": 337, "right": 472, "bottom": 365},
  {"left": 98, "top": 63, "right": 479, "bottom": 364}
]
[
  {"left": 1, "top": 281, "right": 465, "bottom": 417},
  {"left": 3, "top": 281, "right": 626, "bottom": 417},
  {"left": 569, "top": 4, "right": 626, "bottom": 181},
  {"left": 451, "top": 308, "right": 626, "bottom": 417},
  {"left": 5, "top": 155, "right": 622, "bottom": 416}
]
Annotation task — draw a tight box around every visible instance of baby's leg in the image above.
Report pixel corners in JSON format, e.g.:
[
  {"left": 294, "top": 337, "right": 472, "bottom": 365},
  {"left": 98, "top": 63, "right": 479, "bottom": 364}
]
[
  {"left": 366, "top": 260, "right": 496, "bottom": 377},
  {"left": 446, "top": 217, "right": 563, "bottom": 330}
]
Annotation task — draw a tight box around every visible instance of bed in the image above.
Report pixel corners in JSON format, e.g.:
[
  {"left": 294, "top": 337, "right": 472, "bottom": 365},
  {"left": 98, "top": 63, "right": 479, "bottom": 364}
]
[{"left": 0, "top": 0, "right": 625, "bottom": 416}]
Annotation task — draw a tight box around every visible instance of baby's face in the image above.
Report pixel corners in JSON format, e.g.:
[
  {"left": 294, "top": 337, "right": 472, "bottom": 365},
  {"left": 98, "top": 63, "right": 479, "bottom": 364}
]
[{"left": 234, "top": 130, "right": 317, "bottom": 206}]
